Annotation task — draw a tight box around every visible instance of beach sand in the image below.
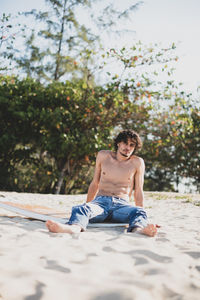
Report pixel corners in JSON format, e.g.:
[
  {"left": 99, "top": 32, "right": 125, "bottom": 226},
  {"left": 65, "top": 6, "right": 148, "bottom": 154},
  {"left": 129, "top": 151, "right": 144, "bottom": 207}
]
[{"left": 0, "top": 191, "right": 200, "bottom": 300}]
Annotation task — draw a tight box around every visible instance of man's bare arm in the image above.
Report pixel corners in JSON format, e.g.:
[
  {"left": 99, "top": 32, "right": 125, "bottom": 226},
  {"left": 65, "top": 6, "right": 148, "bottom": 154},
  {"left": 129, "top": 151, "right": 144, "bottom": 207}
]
[
  {"left": 86, "top": 152, "right": 102, "bottom": 203},
  {"left": 134, "top": 158, "right": 145, "bottom": 207}
]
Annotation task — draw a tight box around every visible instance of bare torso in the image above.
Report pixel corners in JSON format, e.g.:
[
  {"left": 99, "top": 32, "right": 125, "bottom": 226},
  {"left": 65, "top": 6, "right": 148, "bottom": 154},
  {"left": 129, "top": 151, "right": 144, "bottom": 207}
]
[
  {"left": 46, "top": 141, "right": 158, "bottom": 236},
  {"left": 96, "top": 151, "right": 138, "bottom": 201}
]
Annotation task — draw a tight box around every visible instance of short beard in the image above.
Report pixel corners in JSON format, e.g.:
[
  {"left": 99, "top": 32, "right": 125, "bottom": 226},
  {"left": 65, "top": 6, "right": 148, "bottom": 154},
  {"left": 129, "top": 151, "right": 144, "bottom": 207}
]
[{"left": 119, "top": 151, "right": 129, "bottom": 157}]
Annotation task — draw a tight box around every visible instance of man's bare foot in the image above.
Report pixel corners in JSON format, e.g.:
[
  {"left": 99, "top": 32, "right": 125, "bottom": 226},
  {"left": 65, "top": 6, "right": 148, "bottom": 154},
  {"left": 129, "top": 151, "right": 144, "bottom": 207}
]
[
  {"left": 133, "top": 224, "right": 158, "bottom": 237},
  {"left": 46, "top": 220, "right": 81, "bottom": 234}
]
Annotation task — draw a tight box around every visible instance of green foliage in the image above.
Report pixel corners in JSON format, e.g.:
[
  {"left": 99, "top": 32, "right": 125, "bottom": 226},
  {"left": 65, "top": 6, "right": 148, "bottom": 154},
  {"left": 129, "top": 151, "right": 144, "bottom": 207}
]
[
  {"left": 0, "top": 75, "right": 151, "bottom": 193},
  {"left": 11, "top": 0, "right": 98, "bottom": 82},
  {"left": 1, "top": 70, "right": 198, "bottom": 193},
  {"left": 0, "top": 14, "right": 16, "bottom": 71},
  {"left": 1, "top": 10, "right": 199, "bottom": 194},
  {"left": 103, "top": 43, "right": 199, "bottom": 192},
  {"left": 4, "top": 0, "right": 144, "bottom": 83},
  {"left": 140, "top": 94, "right": 200, "bottom": 191}
]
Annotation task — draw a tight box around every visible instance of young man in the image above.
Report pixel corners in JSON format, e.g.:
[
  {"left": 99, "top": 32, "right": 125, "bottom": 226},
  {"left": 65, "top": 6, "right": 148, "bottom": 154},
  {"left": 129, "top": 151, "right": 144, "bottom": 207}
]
[{"left": 46, "top": 129, "right": 158, "bottom": 237}]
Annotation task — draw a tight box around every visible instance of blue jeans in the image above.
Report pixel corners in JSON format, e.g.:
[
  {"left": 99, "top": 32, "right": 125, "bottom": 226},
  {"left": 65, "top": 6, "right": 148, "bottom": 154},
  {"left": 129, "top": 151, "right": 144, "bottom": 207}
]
[{"left": 67, "top": 195, "right": 148, "bottom": 232}]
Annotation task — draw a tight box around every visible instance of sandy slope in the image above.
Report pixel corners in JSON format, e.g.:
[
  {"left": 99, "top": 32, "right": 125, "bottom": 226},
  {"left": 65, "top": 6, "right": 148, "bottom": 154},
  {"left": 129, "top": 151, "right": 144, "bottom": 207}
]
[{"left": 0, "top": 191, "right": 200, "bottom": 300}]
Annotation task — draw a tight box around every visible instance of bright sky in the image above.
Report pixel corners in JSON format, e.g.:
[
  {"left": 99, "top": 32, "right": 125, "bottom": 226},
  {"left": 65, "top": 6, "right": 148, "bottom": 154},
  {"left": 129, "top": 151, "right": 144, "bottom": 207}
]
[{"left": 1, "top": 0, "right": 200, "bottom": 93}]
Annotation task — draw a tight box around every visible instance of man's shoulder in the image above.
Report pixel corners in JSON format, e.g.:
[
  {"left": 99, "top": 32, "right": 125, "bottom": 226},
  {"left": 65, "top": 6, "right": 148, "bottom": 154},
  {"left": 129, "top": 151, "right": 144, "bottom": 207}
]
[
  {"left": 131, "top": 155, "right": 145, "bottom": 166},
  {"left": 97, "top": 150, "right": 112, "bottom": 158},
  {"left": 96, "top": 150, "right": 113, "bottom": 162}
]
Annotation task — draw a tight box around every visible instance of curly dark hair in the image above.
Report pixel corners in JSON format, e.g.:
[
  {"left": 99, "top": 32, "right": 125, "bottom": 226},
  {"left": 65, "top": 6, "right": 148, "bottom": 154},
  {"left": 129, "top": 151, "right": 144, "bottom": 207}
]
[{"left": 114, "top": 129, "right": 142, "bottom": 155}]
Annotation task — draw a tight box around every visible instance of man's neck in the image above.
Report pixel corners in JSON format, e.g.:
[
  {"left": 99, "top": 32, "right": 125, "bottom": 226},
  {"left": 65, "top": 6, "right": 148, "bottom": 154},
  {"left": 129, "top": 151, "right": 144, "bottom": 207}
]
[{"left": 116, "top": 151, "right": 130, "bottom": 162}]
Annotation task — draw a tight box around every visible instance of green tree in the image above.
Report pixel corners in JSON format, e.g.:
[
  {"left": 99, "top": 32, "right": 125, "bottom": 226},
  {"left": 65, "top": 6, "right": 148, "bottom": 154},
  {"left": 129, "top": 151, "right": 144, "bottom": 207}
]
[
  {"left": 16, "top": 0, "right": 98, "bottom": 81},
  {"left": 139, "top": 90, "right": 199, "bottom": 192},
  {"left": 171, "top": 107, "right": 200, "bottom": 191},
  {"left": 0, "top": 76, "right": 44, "bottom": 190},
  {"left": 2, "top": 26, "right": 199, "bottom": 193},
  {"left": 9, "top": 0, "right": 142, "bottom": 83},
  {"left": 0, "top": 75, "right": 151, "bottom": 193},
  {"left": 0, "top": 14, "right": 15, "bottom": 71},
  {"left": 102, "top": 43, "right": 200, "bottom": 192}
]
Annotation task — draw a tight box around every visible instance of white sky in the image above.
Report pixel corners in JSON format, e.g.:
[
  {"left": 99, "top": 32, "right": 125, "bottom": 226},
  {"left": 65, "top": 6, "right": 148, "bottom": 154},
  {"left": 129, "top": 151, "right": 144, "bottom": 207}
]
[{"left": 1, "top": 0, "right": 200, "bottom": 93}]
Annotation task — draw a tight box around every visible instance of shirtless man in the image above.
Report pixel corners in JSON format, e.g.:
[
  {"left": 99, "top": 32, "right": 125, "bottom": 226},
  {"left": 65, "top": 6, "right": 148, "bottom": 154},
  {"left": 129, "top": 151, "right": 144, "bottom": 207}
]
[{"left": 46, "top": 129, "right": 158, "bottom": 237}]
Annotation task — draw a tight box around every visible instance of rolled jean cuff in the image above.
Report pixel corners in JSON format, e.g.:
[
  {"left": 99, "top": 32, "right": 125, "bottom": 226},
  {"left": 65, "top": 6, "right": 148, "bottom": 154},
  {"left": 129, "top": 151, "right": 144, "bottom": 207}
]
[
  {"left": 127, "top": 222, "right": 144, "bottom": 233},
  {"left": 66, "top": 221, "right": 86, "bottom": 232},
  {"left": 127, "top": 225, "right": 144, "bottom": 232}
]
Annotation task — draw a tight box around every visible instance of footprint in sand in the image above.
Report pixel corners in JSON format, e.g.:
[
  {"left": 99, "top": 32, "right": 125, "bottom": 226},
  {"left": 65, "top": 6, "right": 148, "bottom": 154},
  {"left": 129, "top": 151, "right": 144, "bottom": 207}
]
[
  {"left": 184, "top": 251, "right": 200, "bottom": 259},
  {"left": 91, "top": 291, "right": 133, "bottom": 300},
  {"left": 88, "top": 252, "right": 98, "bottom": 257},
  {"left": 162, "top": 285, "right": 182, "bottom": 299},
  {"left": 195, "top": 266, "right": 200, "bottom": 272},
  {"left": 24, "top": 281, "right": 45, "bottom": 300},
  {"left": 144, "top": 268, "right": 166, "bottom": 275},
  {"left": 102, "top": 246, "right": 116, "bottom": 252},
  {"left": 44, "top": 259, "right": 71, "bottom": 273},
  {"left": 102, "top": 247, "right": 173, "bottom": 263},
  {"left": 134, "top": 256, "right": 149, "bottom": 265},
  {"left": 156, "top": 237, "right": 170, "bottom": 242},
  {"left": 127, "top": 249, "right": 172, "bottom": 263}
]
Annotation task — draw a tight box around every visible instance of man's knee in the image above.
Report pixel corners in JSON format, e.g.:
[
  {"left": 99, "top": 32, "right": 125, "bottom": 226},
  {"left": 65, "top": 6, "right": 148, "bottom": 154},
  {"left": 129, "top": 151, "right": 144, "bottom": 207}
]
[
  {"left": 131, "top": 206, "right": 147, "bottom": 218},
  {"left": 137, "top": 207, "right": 147, "bottom": 218},
  {"left": 71, "top": 203, "right": 92, "bottom": 216}
]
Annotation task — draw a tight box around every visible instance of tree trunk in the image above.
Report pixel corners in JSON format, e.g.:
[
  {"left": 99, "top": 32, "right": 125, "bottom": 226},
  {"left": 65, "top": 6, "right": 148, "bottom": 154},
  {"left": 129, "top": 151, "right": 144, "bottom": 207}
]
[
  {"left": 54, "top": 159, "right": 69, "bottom": 194},
  {"left": 176, "top": 175, "right": 179, "bottom": 192},
  {"left": 54, "top": 0, "right": 67, "bottom": 81},
  {"left": 54, "top": 168, "right": 65, "bottom": 194}
]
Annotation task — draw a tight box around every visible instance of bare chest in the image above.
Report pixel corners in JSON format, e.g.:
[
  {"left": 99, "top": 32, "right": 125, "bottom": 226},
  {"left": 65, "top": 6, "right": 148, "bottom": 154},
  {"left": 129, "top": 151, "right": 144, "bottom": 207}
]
[{"left": 101, "top": 157, "right": 136, "bottom": 183}]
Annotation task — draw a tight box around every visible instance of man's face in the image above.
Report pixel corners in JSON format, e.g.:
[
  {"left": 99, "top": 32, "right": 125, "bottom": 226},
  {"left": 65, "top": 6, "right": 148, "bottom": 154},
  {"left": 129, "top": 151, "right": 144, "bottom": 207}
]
[{"left": 117, "top": 138, "right": 136, "bottom": 158}]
